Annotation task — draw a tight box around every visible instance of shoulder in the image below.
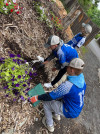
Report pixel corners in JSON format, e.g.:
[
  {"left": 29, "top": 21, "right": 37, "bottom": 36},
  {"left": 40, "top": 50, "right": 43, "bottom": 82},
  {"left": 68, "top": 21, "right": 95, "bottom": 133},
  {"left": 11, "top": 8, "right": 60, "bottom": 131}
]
[{"left": 63, "top": 81, "right": 73, "bottom": 88}]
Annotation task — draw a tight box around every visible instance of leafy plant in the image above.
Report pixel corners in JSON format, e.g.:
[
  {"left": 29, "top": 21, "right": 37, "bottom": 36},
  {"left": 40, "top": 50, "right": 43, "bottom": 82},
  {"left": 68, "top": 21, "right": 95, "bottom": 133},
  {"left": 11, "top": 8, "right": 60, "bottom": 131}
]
[
  {"left": 0, "top": 0, "right": 22, "bottom": 14},
  {"left": 33, "top": 1, "right": 63, "bottom": 31},
  {"left": 95, "top": 33, "right": 100, "bottom": 39},
  {"left": 0, "top": 54, "right": 36, "bottom": 101},
  {"left": 33, "top": 1, "right": 52, "bottom": 28}
]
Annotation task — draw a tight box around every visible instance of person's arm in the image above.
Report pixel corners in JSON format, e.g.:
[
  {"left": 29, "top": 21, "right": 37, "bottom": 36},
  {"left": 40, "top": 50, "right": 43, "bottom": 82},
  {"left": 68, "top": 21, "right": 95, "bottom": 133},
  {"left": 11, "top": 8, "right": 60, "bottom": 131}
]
[
  {"left": 44, "top": 51, "right": 56, "bottom": 62},
  {"left": 30, "top": 81, "right": 73, "bottom": 103},
  {"left": 49, "top": 82, "right": 72, "bottom": 100},
  {"left": 30, "top": 92, "right": 53, "bottom": 103},
  {"left": 39, "top": 52, "right": 56, "bottom": 66},
  {"left": 57, "top": 50, "right": 67, "bottom": 69}
]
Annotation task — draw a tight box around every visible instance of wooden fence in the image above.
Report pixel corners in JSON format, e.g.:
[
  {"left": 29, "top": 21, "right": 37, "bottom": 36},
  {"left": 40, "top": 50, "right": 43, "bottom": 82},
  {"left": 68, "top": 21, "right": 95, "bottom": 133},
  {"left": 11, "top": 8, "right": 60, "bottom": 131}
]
[{"left": 63, "top": 0, "right": 100, "bottom": 46}]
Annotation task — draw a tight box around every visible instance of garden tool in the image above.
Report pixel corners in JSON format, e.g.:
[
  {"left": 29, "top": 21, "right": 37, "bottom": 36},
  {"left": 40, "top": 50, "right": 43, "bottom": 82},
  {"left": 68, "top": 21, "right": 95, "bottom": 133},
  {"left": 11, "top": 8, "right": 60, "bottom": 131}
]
[{"left": 28, "top": 83, "right": 45, "bottom": 107}]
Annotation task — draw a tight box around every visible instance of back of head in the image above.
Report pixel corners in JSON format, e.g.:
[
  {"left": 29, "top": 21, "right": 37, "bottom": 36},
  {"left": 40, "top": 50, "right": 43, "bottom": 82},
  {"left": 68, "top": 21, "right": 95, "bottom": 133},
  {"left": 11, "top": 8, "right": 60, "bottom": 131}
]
[
  {"left": 44, "top": 35, "right": 60, "bottom": 48},
  {"left": 82, "top": 23, "right": 92, "bottom": 34}
]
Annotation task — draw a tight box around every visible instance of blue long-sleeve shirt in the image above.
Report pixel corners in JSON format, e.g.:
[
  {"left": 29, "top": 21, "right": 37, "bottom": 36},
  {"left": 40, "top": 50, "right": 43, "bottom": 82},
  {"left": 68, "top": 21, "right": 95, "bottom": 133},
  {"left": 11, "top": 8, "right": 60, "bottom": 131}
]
[
  {"left": 38, "top": 73, "right": 86, "bottom": 118},
  {"left": 67, "top": 33, "right": 86, "bottom": 48}
]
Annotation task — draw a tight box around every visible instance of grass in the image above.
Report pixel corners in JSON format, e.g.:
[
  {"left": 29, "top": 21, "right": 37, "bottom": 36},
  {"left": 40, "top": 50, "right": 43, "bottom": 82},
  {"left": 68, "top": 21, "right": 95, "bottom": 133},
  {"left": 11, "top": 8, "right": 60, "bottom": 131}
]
[{"left": 79, "top": 46, "right": 88, "bottom": 58}]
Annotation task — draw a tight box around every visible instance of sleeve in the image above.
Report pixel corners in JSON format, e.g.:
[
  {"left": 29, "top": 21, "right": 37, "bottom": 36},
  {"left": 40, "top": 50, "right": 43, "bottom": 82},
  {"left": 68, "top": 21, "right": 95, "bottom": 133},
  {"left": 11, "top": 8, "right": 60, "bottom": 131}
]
[
  {"left": 77, "top": 37, "right": 86, "bottom": 48},
  {"left": 49, "top": 81, "right": 73, "bottom": 100},
  {"left": 44, "top": 51, "right": 56, "bottom": 61},
  {"left": 61, "top": 62, "right": 69, "bottom": 69},
  {"left": 57, "top": 49, "right": 66, "bottom": 64},
  {"left": 38, "top": 92, "right": 53, "bottom": 101}
]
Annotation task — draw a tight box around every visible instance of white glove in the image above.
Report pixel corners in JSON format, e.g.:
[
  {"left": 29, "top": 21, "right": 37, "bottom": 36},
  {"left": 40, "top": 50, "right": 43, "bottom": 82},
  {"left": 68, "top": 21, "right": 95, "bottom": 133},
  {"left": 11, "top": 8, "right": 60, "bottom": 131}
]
[
  {"left": 37, "top": 56, "right": 44, "bottom": 62},
  {"left": 44, "top": 83, "right": 53, "bottom": 88}
]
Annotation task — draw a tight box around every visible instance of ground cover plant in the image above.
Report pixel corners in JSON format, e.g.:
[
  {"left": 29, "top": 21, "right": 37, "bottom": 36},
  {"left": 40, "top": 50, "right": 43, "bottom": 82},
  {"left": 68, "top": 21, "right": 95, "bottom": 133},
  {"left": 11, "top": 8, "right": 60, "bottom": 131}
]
[{"left": 0, "top": 53, "right": 37, "bottom": 101}]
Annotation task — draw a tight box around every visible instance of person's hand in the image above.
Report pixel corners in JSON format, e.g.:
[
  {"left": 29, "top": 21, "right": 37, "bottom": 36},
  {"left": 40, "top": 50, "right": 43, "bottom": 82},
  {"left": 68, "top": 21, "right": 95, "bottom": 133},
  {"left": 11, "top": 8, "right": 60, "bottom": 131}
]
[
  {"left": 52, "top": 68, "right": 57, "bottom": 72},
  {"left": 30, "top": 95, "right": 38, "bottom": 103},
  {"left": 43, "top": 61, "right": 49, "bottom": 65}
]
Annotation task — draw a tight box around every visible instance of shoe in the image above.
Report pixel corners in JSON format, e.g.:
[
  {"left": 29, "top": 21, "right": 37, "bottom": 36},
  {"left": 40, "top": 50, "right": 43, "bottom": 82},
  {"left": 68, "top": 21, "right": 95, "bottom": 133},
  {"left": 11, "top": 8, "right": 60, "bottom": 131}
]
[
  {"left": 42, "top": 117, "right": 54, "bottom": 132},
  {"left": 44, "top": 83, "right": 53, "bottom": 88},
  {"left": 37, "top": 56, "right": 44, "bottom": 62},
  {"left": 53, "top": 114, "right": 61, "bottom": 121}
]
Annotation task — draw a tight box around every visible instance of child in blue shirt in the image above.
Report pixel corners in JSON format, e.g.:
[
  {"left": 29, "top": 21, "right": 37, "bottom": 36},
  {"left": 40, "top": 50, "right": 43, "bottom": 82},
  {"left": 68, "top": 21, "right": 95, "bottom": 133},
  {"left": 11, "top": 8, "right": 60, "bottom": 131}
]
[
  {"left": 67, "top": 23, "right": 92, "bottom": 49},
  {"left": 30, "top": 58, "right": 86, "bottom": 132}
]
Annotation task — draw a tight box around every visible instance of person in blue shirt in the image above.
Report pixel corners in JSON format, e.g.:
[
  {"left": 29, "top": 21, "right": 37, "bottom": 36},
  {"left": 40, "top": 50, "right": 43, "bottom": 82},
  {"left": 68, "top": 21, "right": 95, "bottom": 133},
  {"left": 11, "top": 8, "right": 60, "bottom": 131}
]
[
  {"left": 30, "top": 58, "right": 86, "bottom": 132},
  {"left": 67, "top": 23, "right": 92, "bottom": 49},
  {"left": 41, "top": 35, "right": 79, "bottom": 88},
  {"left": 43, "top": 23, "right": 92, "bottom": 88}
]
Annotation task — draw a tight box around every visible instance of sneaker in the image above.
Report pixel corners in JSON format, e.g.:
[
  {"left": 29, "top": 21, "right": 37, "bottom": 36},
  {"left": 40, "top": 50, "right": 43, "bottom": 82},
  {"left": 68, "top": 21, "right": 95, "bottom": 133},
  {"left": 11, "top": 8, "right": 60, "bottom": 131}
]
[
  {"left": 53, "top": 114, "right": 61, "bottom": 121},
  {"left": 42, "top": 117, "right": 54, "bottom": 132},
  {"left": 37, "top": 56, "right": 44, "bottom": 62},
  {"left": 44, "top": 83, "right": 53, "bottom": 88}
]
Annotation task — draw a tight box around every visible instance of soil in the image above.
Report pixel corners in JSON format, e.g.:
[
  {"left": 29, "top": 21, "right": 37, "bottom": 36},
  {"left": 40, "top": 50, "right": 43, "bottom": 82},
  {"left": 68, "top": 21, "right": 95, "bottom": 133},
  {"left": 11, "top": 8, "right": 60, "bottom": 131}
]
[
  {"left": 0, "top": 0, "right": 100, "bottom": 134},
  {"left": 0, "top": 0, "right": 72, "bottom": 133}
]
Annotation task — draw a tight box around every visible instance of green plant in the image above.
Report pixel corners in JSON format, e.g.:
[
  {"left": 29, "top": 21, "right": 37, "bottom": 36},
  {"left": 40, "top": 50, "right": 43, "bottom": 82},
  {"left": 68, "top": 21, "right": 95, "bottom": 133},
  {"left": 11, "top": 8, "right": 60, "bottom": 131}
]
[
  {"left": 95, "top": 33, "right": 100, "bottom": 39},
  {"left": 0, "top": 0, "right": 21, "bottom": 14},
  {"left": 33, "top": 1, "right": 52, "bottom": 28},
  {"left": 80, "top": 46, "right": 88, "bottom": 55},
  {"left": 0, "top": 54, "right": 36, "bottom": 101}
]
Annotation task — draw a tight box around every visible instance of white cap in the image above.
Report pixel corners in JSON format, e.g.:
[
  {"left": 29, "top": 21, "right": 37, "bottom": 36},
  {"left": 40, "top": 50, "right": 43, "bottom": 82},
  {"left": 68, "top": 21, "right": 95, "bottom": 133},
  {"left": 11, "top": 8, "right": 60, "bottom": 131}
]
[
  {"left": 69, "top": 58, "right": 85, "bottom": 69},
  {"left": 82, "top": 23, "right": 92, "bottom": 34},
  {"left": 44, "top": 35, "right": 60, "bottom": 48}
]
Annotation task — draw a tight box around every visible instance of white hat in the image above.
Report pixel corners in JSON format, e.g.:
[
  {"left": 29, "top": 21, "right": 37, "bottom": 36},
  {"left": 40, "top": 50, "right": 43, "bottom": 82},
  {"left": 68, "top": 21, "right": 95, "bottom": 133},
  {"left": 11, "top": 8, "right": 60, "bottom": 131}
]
[
  {"left": 82, "top": 23, "right": 92, "bottom": 34},
  {"left": 69, "top": 58, "right": 85, "bottom": 69},
  {"left": 44, "top": 35, "right": 60, "bottom": 48}
]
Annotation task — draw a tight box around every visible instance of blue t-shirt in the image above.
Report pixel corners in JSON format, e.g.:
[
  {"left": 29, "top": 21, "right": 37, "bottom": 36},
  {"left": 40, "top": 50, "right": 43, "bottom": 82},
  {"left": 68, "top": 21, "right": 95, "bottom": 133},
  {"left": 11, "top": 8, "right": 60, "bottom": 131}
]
[{"left": 52, "top": 44, "right": 78, "bottom": 64}]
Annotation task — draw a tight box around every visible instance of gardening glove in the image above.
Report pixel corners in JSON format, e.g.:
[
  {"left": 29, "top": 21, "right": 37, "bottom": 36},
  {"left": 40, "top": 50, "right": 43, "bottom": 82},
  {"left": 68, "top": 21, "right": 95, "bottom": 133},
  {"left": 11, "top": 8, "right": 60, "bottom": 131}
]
[
  {"left": 30, "top": 95, "right": 38, "bottom": 103},
  {"left": 37, "top": 56, "right": 44, "bottom": 62}
]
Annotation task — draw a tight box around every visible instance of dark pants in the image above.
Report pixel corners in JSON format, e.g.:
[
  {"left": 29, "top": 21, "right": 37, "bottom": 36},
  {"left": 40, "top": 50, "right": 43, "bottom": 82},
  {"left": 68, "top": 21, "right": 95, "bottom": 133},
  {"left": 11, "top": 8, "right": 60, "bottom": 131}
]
[{"left": 51, "top": 66, "right": 67, "bottom": 86}]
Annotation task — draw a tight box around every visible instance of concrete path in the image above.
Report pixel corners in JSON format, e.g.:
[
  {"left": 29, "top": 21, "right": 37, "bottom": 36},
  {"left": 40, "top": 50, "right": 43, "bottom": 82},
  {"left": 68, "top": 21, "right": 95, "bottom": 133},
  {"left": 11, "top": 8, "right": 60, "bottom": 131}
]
[{"left": 87, "top": 39, "right": 100, "bottom": 62}]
